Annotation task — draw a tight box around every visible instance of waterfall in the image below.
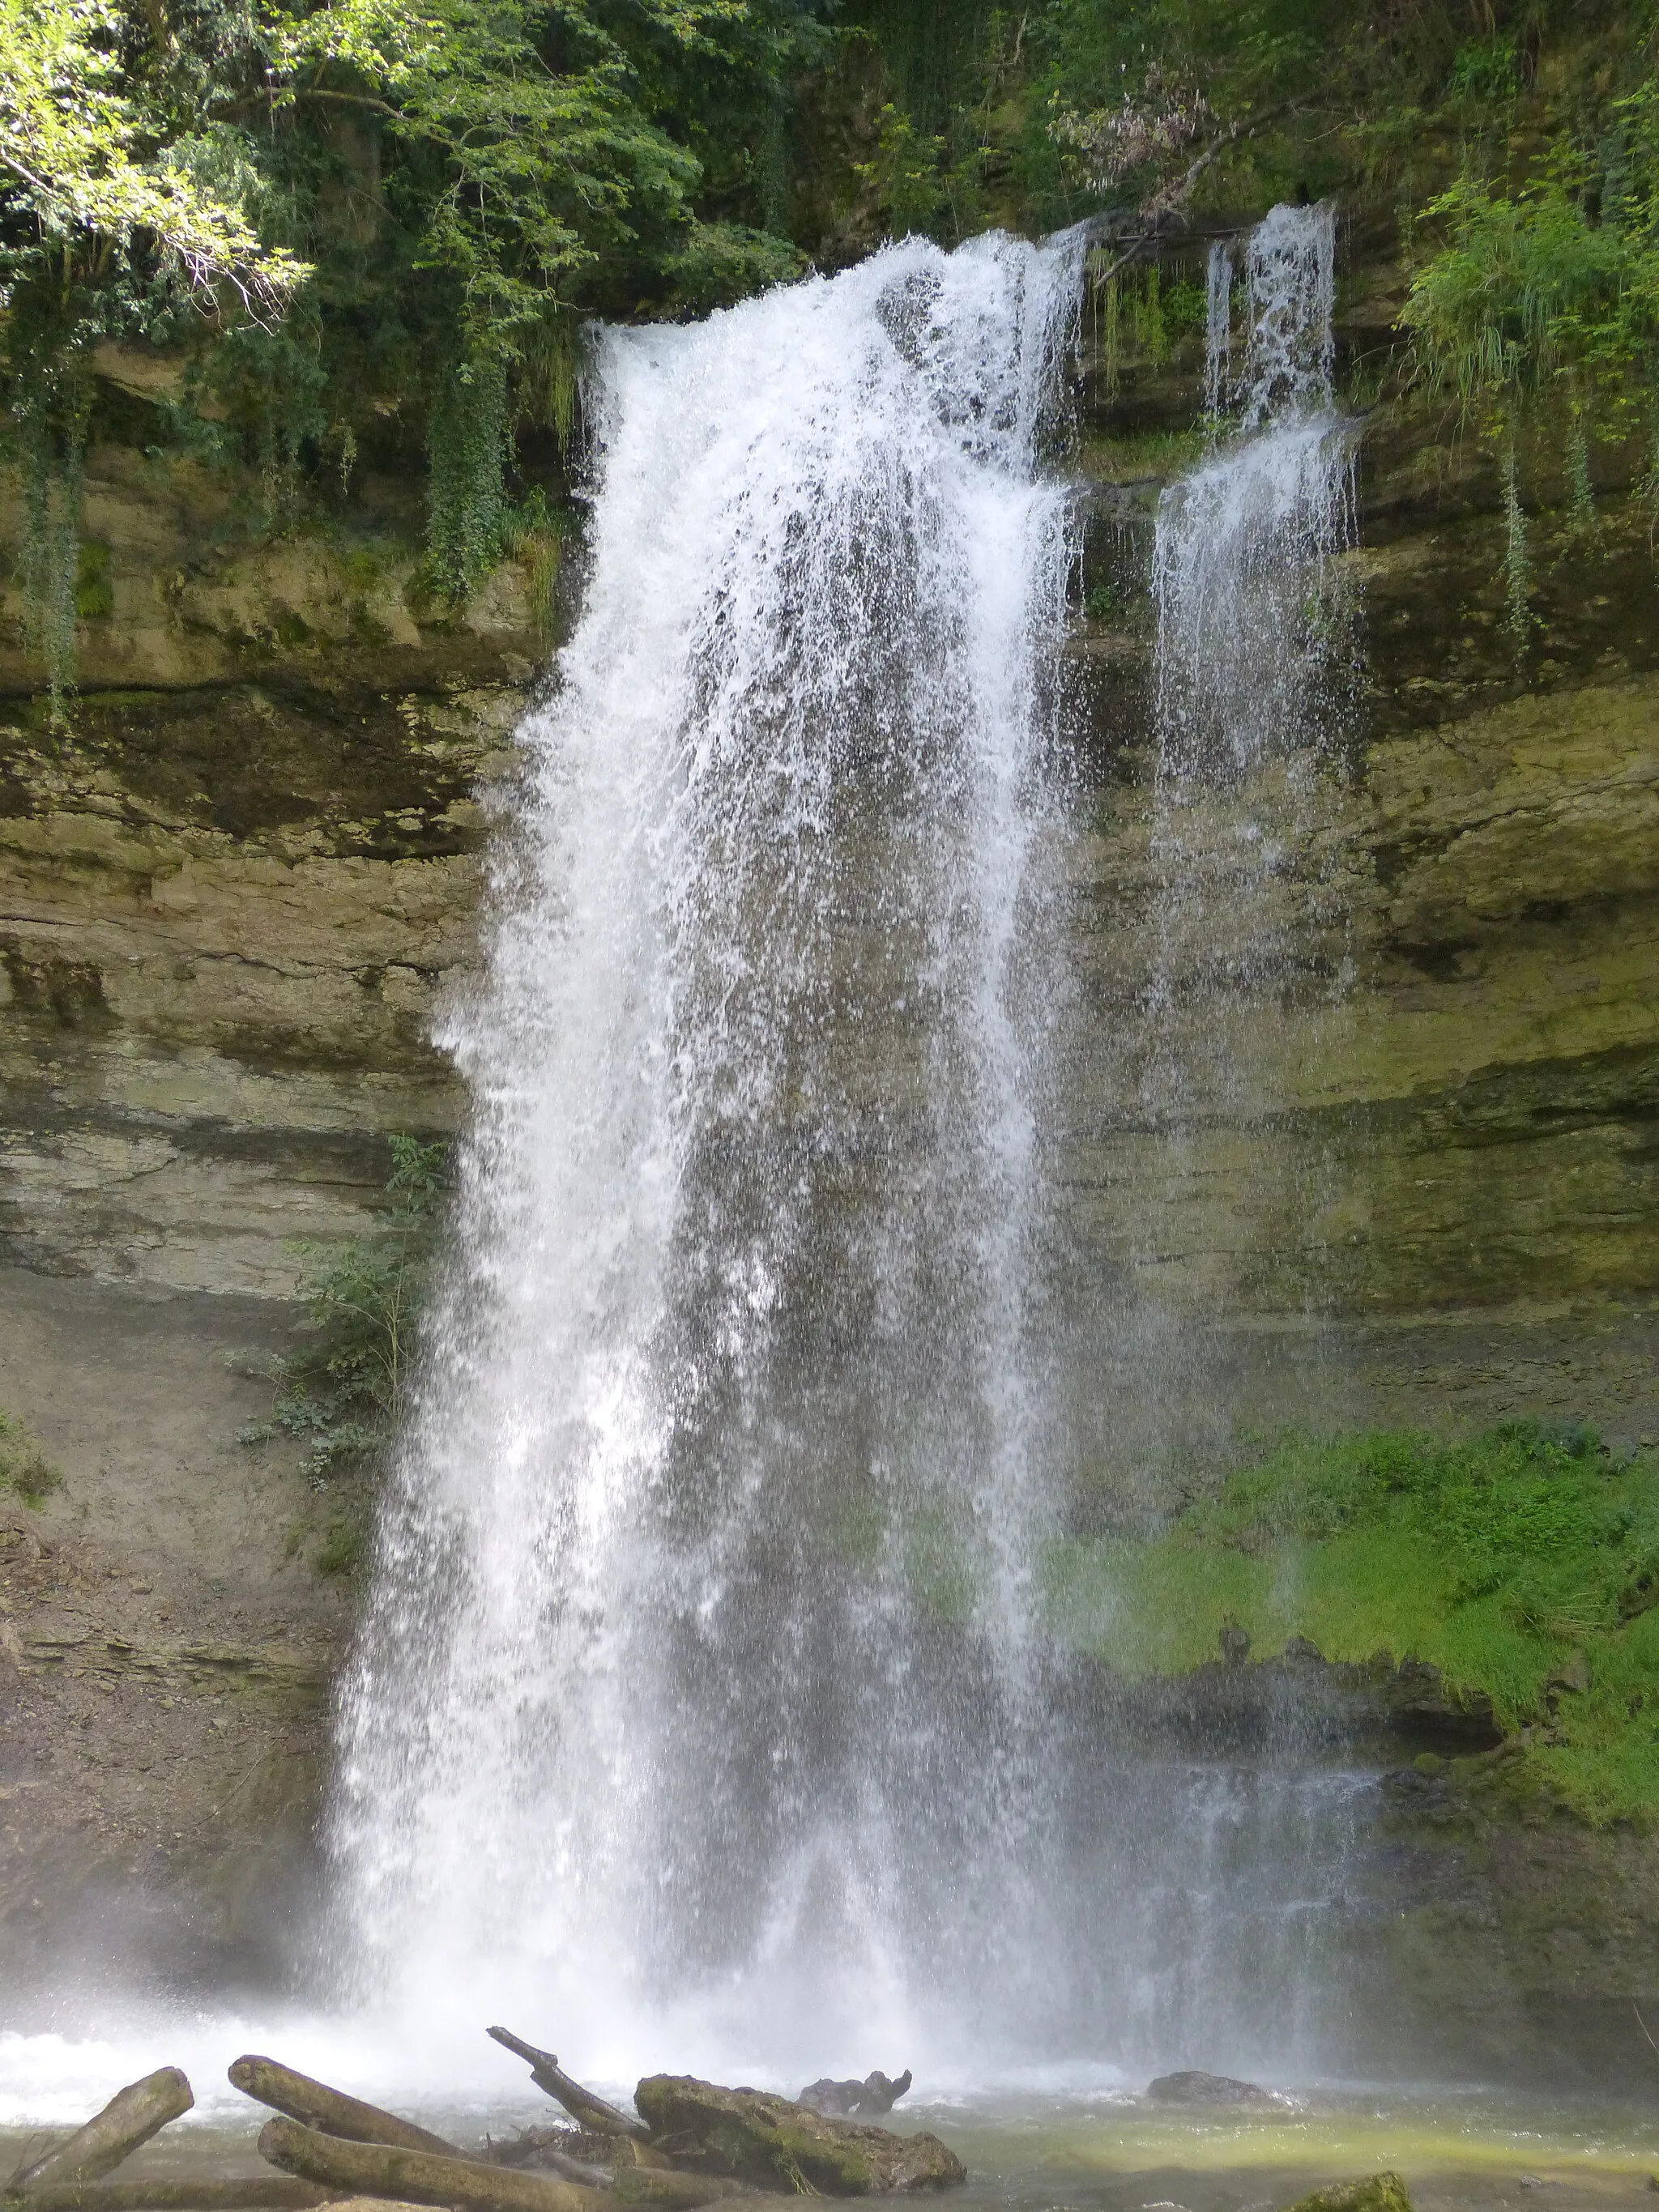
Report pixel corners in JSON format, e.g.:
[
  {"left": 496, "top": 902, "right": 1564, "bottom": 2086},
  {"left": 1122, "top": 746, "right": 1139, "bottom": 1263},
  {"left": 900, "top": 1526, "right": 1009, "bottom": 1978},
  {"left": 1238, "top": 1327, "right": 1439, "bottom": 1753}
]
[
  {"left": 330, "top": 229, "right": 1085, "bottom": 2072},
  {"left": 1131, "top": 202, "right": 1358, "bottom": 1209},
  {"left": 1156, "top": 202, "right": 1354, "bottom": 789},
  {"left": 1078, "top": 201, "right": 1368, "bottom": 2076}
]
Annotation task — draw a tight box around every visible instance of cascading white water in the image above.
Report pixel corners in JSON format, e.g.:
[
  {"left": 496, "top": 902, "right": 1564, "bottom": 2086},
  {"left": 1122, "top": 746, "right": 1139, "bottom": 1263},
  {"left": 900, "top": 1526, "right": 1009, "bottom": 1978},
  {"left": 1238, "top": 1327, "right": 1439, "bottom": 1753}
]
[
  {"left": 1137, "top": 200, "right": 1357, "bottom": 1132},
  {"left": 1087, "top": 202, "right": 1369, "bottom": 2078},
  {"left": 330, "top": 229, "right": 1085, "bottom": 2073},
  {"left": 1156, "top": 202, "right": 1354, "bottom": 789}
]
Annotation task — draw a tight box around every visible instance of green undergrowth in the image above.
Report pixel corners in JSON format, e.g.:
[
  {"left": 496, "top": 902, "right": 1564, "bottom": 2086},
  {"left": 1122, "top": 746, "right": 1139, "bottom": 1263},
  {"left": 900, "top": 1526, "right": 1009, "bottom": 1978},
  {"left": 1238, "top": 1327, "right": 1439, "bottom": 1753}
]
[
  {"left": 0, "top": 1406, "right": 62, "bottom": 1507},
  {"left": 1047, "top": 1422, "right": 1659, "bottom": 1826},
  {"left": 241, "top": 1134, "right": 446, "bottom": 1574}
]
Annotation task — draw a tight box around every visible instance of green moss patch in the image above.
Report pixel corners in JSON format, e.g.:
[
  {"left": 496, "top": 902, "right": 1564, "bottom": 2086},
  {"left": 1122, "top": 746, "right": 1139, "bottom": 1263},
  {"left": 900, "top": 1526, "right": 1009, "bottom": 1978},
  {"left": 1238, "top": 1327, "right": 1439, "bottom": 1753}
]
[{"left": 1046, "top": 1423, "right": 1659, "bottom": 1826}]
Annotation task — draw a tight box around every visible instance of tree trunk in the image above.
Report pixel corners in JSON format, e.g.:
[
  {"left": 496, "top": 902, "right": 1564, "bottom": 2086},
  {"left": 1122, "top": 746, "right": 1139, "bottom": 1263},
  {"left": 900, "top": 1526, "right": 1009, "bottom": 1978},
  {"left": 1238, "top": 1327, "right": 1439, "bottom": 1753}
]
[
  {"left": 257, "top": 2118, "right": 609, "bottom": 2212},
  {"left": 9, "top": 2071, "right": 194, "bottom": 2193},
  {"left": 527, "top": 2153, "right": 613, "bottom": 2192},
  {"left": 22, "top": 2180, "right": 330, "bottom": 2210},
  {"left": 228, "top": 2060, "right": 457, "bottom": 2158},
  {"left": 613, "top": 2170, "right": 754, "bottom": 2208}
]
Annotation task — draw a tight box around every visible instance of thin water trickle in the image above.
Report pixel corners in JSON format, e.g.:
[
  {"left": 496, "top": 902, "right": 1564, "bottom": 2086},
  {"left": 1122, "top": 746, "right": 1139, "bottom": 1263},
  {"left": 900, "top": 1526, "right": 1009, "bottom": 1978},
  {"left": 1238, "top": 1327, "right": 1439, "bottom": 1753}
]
[
  {"left": 1155, "top": 202, "right": 1354, "bottom": 790},
  {"left": 1137, "top": 199, "right": 1358, "bottom": 1154},
  {"left": 1075, "top": 202, "right": 1369, "bottom": 2081},
  {"left": 328, "top": 228, "right": 1087, "bottom": 2073}
]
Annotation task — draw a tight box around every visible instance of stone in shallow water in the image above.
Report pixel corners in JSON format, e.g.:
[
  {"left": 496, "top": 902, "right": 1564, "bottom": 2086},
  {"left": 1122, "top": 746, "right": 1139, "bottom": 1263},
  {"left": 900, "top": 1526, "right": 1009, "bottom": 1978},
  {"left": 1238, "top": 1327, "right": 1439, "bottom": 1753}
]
[
  {"left": 632, "top": 2078, "right": 966, "bottom": 2195},
  {"left": 1144, "top": 2072, "right": 1281, "bottom": 2107}
]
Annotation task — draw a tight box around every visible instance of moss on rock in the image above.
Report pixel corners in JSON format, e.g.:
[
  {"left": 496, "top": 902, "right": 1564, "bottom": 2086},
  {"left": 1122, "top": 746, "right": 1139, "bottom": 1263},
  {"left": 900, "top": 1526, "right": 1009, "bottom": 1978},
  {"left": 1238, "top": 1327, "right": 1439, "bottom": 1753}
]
[
  {"left": 632, "top": 2079, "right": 966, "bottom": 2195},
  {"left": 1282, "top": 2177, "right": 1414, "bottom": 2212},
  {"left": 1050, "top": 1422, "right": 1659, "bottom": 1825}
]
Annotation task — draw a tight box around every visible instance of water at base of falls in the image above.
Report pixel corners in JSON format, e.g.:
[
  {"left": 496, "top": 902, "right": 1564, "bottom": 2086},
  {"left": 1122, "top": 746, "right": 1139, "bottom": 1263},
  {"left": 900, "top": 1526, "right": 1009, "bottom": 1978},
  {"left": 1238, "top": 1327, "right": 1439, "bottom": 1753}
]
[{"left": 328, "top": 228, "right": 1088, "bottom": 2074}]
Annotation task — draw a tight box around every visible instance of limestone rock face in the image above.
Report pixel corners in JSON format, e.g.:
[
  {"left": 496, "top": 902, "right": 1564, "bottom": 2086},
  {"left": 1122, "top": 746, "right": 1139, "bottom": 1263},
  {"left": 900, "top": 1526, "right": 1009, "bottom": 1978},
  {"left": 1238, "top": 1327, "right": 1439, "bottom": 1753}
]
[
  {"left": 632, "top": 2080, "right": 966, "bottom": 2195},
  {"left": 0, "top": 650, "right": 527, "bottom": 1296}
]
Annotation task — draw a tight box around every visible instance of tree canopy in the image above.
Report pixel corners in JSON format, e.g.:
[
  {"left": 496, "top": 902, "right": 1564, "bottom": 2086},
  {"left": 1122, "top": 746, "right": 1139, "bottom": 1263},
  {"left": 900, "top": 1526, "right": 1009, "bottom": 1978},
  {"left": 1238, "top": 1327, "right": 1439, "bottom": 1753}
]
[{"left": 4, "top": 0, "right": 1658, "bottom": 688}]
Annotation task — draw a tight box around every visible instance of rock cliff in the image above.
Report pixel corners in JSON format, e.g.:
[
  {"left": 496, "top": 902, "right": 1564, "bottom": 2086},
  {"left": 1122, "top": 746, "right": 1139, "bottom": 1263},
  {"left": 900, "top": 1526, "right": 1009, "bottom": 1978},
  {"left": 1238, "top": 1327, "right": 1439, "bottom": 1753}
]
[{"left": 2, "top": 245, "right": 1657, "bottom": 2050}]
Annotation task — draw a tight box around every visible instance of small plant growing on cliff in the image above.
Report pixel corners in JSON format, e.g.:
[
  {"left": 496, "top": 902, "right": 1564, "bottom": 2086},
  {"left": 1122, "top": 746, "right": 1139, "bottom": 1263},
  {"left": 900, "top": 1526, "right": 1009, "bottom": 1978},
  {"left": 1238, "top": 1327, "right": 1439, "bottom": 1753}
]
[
  {"left": 0, "top": 1407, "right": 62, "bottom": 1507},
  {"left": 243, "top": 1136, "right": 447, "bottom": 1567}
]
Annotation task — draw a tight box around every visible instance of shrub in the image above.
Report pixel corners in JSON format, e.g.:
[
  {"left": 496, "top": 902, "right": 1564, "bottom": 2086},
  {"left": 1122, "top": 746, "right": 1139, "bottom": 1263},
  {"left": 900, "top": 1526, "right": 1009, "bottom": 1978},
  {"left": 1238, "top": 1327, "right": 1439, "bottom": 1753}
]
[
  {"left": 0, "top": 1407, "right": 63, "bottom": 1507},
  {"left": 241, "top": 1135, "right": 447, "bottom": 1570}
]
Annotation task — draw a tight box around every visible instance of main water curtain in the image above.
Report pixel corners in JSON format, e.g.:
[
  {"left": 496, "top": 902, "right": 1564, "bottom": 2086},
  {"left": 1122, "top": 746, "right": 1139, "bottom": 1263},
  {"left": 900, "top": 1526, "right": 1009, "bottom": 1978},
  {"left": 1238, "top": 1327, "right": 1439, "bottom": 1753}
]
[{"left": 330, "top": 230, "right": 1085, "bottom": 2064}]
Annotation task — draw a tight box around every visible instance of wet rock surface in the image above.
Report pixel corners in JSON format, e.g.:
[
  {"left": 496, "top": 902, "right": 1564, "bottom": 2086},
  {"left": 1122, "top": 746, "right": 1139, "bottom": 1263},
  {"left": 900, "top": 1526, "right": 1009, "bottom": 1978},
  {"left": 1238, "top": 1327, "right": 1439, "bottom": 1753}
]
[
  {"left": 1145, "top": 2074, "right": 1286, "bottom": 2108},
  {"left": 632, "top": 2080, "right": 966, "bottom": 2195},
  {"left": 1283, "top": 2180, "right": 1415, "bottom": 2212},
  {"left": 798, "top": 2076, "right": 913, "bottom": 2120}
]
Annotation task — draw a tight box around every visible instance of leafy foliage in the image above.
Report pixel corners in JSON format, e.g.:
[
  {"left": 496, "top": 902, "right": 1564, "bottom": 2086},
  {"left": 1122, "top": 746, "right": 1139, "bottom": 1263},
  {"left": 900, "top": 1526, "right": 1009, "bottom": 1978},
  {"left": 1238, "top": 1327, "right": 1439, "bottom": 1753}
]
[
  {"left": 1, "top": 0, "right": 304, "bottom": 311},
  {"left": 242, "top": 1136, "right": 446, "bottom": 1569},
  {"left": 8, "top": 0, "right": 1659, "bottom": 685},
  {"left": 1, "top": 0, "right": 830, "bottom": 682},
  {"left": 1047, "top": 1423, "right": 1659, "bottom": 1826}
]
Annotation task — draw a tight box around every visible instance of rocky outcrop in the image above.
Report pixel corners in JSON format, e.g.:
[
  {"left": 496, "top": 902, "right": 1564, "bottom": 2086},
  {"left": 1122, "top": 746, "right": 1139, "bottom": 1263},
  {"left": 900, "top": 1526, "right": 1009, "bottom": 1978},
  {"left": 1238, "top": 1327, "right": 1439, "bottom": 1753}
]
[
  {"left": 0, "top": 424, "right": 563, "bottom": 1300},
  {"left": 1144, "top": 2071, "right": 1285, "bottom": 2107}
]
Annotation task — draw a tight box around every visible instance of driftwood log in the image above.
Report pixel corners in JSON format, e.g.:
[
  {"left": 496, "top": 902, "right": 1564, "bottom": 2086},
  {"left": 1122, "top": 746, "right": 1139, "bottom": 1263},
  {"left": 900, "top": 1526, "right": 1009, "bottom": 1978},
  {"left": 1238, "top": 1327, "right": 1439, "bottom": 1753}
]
[
  {"left": 487, "top": 2033, "right": 649, "bottom": 2142},
  {"left": 18, "top": 2183, "right": 329, "bottom": 2211},
  {"left": 611, "top": 2172, "right": 753, "bottom": 2209},
  {"left": 229, "top": 2059, "right": 458, "bottom": 2156},
  {"left": 9, "top": 2071, "right": 194, "bottom": 2194},
  {"left": 258, "top": 2117, "right": 612, "bottom": 2212}
]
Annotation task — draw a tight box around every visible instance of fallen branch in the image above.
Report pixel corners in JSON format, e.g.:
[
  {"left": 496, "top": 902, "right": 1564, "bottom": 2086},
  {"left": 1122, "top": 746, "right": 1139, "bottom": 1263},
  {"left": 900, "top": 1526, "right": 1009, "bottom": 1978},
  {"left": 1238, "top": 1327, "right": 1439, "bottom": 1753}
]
[
  {"left": 1090, "top": 104, "right": 1296, "bottom": 288},
  {"left": 228, "top": 2058, "right": 457, "bottom": 2158},
  {"left": 258, "top": 2117, "right": 609, "bottom": 2212},
  {"left": 9, "top": 2071, "right": 194, "bottom": 2194},
  {"left": 486, "top": 2032, "right": 650, "bottom": 2142},
  {"left": 612, "top": 2172, "right": 753, "bottom": 2209},
  {"left": 485, "top": 2132, "right": 604, "bottom": 2180},
  {"left": 19, "top": 2182, "right": 329, "bottom": 2211},
  {"left": 528, "top": 2153, "right": 614, "bottom": 2193}
]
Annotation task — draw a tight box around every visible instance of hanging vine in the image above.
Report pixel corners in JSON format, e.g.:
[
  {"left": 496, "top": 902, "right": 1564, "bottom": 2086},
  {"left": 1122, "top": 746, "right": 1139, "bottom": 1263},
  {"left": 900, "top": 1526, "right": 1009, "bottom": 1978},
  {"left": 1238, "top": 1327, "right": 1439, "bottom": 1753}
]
[{"left": 3, "top": 306, "right": 94, "bottom": 718}]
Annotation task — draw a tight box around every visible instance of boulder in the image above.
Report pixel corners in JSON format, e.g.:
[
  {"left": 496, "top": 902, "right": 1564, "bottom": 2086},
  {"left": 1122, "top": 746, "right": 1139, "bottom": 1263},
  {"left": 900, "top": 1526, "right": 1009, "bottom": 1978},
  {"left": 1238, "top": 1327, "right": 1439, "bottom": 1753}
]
[
  {"left": 1145, "top": 2072, "right": 1282, "bottom": 2108},
  {"left": 632, "top": 2080, "right": 965, "bottom": 2195},
  {"left": 1280, "top": 2177, "right": 1414, "bottom": 2212}
]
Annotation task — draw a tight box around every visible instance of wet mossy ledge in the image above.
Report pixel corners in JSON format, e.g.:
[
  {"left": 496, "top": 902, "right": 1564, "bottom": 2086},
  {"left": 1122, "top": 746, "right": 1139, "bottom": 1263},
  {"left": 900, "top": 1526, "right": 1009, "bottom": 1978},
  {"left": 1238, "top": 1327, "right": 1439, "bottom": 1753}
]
[{"left": 1047, "top": 1422, "right": 1659, "bottom": 1827}]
